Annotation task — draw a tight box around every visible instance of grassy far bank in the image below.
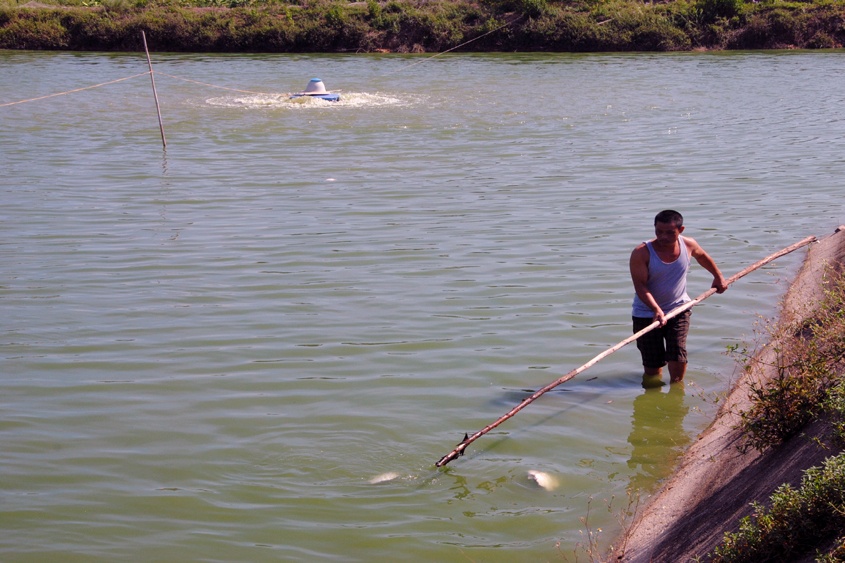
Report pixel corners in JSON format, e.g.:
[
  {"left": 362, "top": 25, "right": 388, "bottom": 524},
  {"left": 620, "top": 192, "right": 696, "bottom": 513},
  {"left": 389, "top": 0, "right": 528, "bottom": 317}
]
[{"left": 0, "top": 0, "right": 844, "bottom": 52}]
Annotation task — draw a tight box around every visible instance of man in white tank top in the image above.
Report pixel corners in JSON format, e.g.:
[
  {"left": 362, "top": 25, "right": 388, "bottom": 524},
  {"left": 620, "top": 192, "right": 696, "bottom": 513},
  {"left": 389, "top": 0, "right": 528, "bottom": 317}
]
[{"left": 630, "top": 210, "right": 728, "bottom": 384}]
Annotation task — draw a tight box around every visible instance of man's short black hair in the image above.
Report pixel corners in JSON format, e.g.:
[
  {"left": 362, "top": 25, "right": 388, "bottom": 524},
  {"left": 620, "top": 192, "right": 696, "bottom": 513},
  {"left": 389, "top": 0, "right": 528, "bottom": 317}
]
[{"left": 654, "top": 210, "right": 683, "bottom": 228}]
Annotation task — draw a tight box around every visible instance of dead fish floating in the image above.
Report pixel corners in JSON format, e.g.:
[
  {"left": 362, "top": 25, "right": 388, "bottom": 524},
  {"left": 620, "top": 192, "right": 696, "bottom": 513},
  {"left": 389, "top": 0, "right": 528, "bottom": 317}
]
[
  {"left": 290, "top": 78, "right": 341, "bottom": 102},
  {"left": 368, "top": 471, "right": 400, "bottom": 484},
  {"left": 527, "top": 470, "right": 559, "bottom": 491}
]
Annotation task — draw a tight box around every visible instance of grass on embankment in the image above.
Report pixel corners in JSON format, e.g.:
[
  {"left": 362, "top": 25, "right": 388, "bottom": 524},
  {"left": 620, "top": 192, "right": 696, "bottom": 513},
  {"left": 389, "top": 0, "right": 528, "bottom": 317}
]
[
  {"left": 1, "top": 0, "right": 844, "bottom": 52},
  {"left": 708, "top": 265, "right": 845, "bottom": 562}
]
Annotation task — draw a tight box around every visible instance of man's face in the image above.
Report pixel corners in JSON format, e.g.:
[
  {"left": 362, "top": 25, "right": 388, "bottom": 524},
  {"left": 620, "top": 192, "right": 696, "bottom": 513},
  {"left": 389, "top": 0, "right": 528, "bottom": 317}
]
[{"left": 654, "top": 221, "right": 684, "bottom": 247}]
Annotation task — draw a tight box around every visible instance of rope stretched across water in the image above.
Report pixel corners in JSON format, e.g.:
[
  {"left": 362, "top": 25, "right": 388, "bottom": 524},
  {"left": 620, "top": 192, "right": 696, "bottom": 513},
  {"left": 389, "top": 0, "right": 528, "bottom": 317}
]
[
  {"left": 154, "top": 72, "right": 284, "bottom": 96},
  {"left": 0, "top": 72, "right": 151, "bottom": 108},
  {"left": 434, "top": 235, "right": 818, "bottom": 468},
  {"left": 381, "top": 14, "right": 524, "bottom": 77},
  {"left": 2, "top": 14, "right": 519, "bottom": 109}
]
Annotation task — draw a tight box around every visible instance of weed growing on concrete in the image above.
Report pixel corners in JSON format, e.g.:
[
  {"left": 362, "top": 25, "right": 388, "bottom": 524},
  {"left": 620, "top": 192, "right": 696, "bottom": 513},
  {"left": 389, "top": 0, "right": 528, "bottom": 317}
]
[
  {"left": 709, "top": 264, "right": 845, "bottom": 561},
  {"left": 729, "top": 264, "right": 845, "bottom": 453}
]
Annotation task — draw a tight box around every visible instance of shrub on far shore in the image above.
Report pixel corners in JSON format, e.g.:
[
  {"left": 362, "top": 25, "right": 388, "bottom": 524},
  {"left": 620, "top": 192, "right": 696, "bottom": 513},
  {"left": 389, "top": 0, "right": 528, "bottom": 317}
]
[{"left": 1, "top": 0, "right": 844, "bottom": 52}]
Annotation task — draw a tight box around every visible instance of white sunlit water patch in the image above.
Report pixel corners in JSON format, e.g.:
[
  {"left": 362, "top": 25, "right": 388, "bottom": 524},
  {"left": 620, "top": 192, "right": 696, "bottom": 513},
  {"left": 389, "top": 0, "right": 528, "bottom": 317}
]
[{"left": 204, "top": 91, "right": 417, "bottom": 109}]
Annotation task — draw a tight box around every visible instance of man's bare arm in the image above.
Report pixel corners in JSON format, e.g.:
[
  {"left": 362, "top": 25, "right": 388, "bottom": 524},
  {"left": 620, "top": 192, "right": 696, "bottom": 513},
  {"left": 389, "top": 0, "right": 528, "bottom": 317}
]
[
  {"left": 685, "top": 237, "right": 728, "bottom": 293},
  {"left": 630, "top": 244, "right": 667, "bottom": 325}
]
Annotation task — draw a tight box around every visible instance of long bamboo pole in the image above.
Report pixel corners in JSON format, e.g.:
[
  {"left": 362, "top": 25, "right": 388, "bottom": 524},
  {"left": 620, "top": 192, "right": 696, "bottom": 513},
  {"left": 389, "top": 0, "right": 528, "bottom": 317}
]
[
  {"left": 142, "top": 31, "right": 167, "bottom": 149},
  {"left": 435, "top": 235, "right": 818, "bottom": 467}
]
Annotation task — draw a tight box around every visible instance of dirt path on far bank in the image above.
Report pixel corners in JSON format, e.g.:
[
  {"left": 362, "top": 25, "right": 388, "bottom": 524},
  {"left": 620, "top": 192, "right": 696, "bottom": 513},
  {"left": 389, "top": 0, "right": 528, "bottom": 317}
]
[{"left": 616, "top": 226, "right": 845, "bottom": 563}]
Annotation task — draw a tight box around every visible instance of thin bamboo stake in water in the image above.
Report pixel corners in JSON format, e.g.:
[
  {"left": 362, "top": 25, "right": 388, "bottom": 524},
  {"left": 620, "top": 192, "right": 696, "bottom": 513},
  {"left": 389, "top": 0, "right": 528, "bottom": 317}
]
[
  {"left": 142, "top": 31, "right": 166, "bottom": 148},
  {"left": 435, "top": 235, "right": 818, "bottom": 467}
]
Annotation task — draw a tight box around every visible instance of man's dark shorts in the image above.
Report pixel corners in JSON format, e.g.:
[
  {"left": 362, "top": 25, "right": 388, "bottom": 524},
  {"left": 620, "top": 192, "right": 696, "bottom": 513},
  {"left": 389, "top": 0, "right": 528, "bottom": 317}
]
[{"left": 632, "top": 309, "right": 691, "bottom": 369}]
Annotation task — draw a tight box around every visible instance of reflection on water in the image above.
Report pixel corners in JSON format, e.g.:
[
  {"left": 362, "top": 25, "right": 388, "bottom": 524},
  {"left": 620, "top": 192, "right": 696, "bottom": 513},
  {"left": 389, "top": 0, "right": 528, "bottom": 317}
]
[{"left": 627, "top": 381, "right": 691, "bottom": 493}]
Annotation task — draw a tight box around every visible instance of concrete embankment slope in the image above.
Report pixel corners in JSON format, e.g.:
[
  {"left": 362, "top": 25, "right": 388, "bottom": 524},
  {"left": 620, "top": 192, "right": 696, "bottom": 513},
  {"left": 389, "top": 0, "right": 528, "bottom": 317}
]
[{"left": 617, "top": 226, "right": 845, "bottom": 563}]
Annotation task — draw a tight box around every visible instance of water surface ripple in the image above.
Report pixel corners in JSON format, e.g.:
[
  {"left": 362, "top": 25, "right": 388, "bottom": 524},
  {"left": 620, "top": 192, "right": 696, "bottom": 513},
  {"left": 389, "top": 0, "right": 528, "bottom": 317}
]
[{"left": 2, "top": 50, "right": 844, "bottom": 561}]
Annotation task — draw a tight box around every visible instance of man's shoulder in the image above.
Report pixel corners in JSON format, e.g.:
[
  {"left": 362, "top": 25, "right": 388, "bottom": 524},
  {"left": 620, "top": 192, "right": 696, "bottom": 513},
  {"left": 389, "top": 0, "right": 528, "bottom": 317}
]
[
  {"left": 631, "top": 241, "right": 651, "bottom": 260},
  {"left": 681, "top": 235, "right": 701, "bottom": 251}
]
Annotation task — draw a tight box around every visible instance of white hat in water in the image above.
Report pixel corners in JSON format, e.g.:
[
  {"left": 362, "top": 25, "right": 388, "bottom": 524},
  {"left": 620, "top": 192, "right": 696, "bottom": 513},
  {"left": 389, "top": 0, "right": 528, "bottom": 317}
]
[{"left": 301, "top": 78, "right": 328, "bottom": 95}]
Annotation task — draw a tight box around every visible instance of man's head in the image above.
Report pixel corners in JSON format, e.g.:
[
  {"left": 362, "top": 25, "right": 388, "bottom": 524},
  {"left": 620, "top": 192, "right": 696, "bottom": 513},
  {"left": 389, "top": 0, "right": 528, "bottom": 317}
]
[
  {"left": 654, "top": 210, "right": 683, "bottom": 229},
  {"left": 653, "top": 210, "right": 685, "bottom": 247}
]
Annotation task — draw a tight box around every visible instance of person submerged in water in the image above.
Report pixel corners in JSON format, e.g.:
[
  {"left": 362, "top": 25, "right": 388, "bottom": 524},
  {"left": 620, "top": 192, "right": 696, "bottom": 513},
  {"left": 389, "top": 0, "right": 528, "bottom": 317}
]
[{"left": 629, "top": 210, "right": 728, "bottom": 384}]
